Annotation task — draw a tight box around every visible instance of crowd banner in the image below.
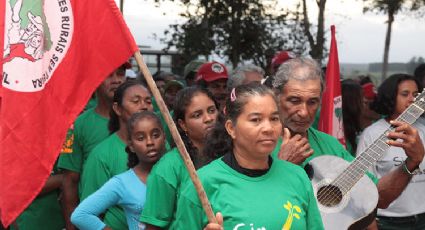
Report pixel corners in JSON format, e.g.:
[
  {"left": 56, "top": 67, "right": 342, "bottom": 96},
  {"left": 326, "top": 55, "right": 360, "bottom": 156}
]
[
  {"left": 0, "top": 0, "right": 138, "bottom": 226},
  {"left": 318, "top": 25, "right": 346, "bottom": 147}
]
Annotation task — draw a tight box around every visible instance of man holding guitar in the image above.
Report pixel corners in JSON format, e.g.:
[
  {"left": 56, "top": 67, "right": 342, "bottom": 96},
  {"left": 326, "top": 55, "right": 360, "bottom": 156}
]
[{"left": 271, "top": 57, "right": 425, "bottom": 229}]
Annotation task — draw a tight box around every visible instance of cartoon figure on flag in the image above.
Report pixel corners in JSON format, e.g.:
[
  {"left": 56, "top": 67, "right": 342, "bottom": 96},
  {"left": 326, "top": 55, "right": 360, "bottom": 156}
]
[
  {"left": 2, "top": 0, "right": 71, "bottom": 92},
  {"left": 3, "top": 0, "right": 51, "bottom": 63}
]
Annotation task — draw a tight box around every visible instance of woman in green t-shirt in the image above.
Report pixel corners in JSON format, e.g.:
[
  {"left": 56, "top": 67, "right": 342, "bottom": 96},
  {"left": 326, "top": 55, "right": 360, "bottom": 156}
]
[
  {"left": 175, "top": 83, "right": 324, "bottom": 230},
  {"left": 80, "top": 81, "right": 154, "bottom": 230},
  {"left": 141, "top": 87, "right": 220, "bottom": 229}
]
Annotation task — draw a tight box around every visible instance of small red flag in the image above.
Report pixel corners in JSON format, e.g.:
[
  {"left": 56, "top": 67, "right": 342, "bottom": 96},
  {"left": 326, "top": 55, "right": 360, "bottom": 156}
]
[
  {"left": 318, "top": 25, "right": 345, "bottom": 146},
  {"left": 0, "top": 0, "right": 138, "bottom": 226}
]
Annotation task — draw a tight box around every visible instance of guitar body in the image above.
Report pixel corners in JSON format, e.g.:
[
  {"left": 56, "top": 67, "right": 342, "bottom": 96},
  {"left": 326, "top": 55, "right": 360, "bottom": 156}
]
[{"left": 308, "top": 155, "right": 379, "bottom": 230}]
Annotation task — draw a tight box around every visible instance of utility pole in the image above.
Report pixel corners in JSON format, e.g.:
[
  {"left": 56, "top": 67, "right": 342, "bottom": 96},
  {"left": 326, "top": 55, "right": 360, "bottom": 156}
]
[{"left": 119, "top": 0, "right": 124, "bottom": 13}]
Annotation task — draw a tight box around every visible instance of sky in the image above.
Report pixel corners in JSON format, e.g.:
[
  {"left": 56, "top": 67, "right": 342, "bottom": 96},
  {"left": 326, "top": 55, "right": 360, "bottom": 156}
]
[{"left": 117, "top": 0, "right": 425, "bottom": 64}]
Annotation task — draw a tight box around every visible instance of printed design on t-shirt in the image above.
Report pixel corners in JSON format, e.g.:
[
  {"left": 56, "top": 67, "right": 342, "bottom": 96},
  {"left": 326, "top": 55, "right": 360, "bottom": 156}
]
[
  {"left": 282, "top": 201, "right": 302, "bottom": 230},
  {"left": 60, "top": 124, "right": 74, "bottom": 154},
  {"left": 232, "top": 223, "right": 265, "bottom": 230}
]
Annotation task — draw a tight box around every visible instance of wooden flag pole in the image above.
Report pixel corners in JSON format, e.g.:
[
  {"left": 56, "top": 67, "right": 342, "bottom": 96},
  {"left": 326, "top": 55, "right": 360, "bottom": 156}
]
[{"left": 133, "top": 51, "right": 217, "bottom": 224}]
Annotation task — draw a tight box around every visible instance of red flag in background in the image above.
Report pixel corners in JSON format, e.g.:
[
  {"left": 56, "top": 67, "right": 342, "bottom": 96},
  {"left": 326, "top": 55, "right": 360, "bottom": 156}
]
[
  {"left": 318, "top": 25, "right": 345, "bottom": 146},
  {"left": 0, "top": 0, "right": 138, "bottom": 226}
]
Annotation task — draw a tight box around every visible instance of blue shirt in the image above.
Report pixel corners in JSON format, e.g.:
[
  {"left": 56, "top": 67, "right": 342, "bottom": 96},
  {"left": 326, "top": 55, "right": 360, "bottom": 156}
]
[{"left": 71, "top": 169, "right": 146, "bottom": 230}]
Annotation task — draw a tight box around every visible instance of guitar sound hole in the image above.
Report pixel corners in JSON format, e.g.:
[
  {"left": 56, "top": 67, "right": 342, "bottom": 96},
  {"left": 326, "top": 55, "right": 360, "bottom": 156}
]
[{"left": 317, "top": 185, "right": 343, "bottom": 207}]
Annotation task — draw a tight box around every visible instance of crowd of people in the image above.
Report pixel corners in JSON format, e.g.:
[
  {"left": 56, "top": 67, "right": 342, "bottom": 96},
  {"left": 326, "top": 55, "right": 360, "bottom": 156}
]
[{"left": 10, "top": 52, "right": 425, "bottom": 230}]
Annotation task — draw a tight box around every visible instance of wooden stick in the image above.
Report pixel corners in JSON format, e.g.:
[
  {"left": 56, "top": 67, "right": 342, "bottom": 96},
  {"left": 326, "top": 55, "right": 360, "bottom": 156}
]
[{"left": 133, "top": 51, "right": 217, "bottom": 224}]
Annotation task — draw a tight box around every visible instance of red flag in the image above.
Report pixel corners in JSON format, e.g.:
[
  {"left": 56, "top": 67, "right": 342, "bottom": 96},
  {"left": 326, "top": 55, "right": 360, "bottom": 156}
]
[
  {"left": 0, "top": 0, "right": 138, "bottom": 226},
  {"left": 318, "top": 25, "right": 345, "bottom": 146}
]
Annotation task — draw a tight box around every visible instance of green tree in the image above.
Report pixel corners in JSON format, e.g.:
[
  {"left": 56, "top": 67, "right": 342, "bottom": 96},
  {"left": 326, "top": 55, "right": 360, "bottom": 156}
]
[
  {"left": 406, "top": 56, "right": 425, "bottom": 74},
  {"left": 363, "top": 0, "right": 425, "bottom": 82},
  {"left": 160, "top": 0, "right": 308, "bottom": 70}
]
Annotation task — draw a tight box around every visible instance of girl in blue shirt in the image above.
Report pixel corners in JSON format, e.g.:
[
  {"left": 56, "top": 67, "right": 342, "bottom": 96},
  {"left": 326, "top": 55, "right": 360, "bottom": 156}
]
[{"left": 71, "top": 111, "right": 167, "bottom": 230}]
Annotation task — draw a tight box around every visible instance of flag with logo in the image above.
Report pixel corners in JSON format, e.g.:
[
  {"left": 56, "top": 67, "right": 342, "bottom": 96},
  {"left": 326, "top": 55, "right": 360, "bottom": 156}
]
[
  {"left": 318, "top": 25, "right": 345, "bottom": 146},
  {"left": 0, "top": 0, "right": 138, "bottom": 226}
]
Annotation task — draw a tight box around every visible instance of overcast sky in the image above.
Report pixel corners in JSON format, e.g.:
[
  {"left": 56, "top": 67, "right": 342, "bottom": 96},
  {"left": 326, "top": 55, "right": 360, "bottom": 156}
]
[{"left": 117, "top": 0, "right": 425, "bottom": 64}]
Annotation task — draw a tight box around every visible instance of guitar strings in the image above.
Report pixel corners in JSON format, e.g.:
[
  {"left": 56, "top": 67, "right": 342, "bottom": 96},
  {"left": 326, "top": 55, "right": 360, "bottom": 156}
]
[
  {"left": 317, "top": 137, "right": 388, "bottom": 205},
  {"left": 316, "top": 105, "right": 423, "bottom": 206}
]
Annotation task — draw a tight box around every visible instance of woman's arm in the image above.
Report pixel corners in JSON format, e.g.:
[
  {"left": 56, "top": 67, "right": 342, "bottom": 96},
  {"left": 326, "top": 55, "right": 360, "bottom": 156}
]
[{"left": 71, "top": 177, "right": 121, "bottom": 230}]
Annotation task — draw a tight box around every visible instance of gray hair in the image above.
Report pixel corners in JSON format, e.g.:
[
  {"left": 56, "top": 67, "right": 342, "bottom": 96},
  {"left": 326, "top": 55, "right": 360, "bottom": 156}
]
[
  {"left": 272, "top": 57, "right": 324, "bottom": 94},
  {"left": 228, "top": 64, "right": 265, "bottom": 89}
]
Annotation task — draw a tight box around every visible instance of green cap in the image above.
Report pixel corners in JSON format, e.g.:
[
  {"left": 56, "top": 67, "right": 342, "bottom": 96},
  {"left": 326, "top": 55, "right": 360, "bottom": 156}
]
[
  {"left": 183, "top": 60, "right": 205, "bottom": 79},
  {"left": 164, "top": 80, "right": 184, "bottom": 92}
]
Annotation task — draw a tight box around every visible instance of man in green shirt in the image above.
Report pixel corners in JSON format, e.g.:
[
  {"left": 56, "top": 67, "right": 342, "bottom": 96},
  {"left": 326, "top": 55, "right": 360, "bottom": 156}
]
[
  {"left": 271, "top": 57, "right": 424, "bottom": 211},
  {"left": 58, "top": 64, "right": 127, "bottom": 229}
]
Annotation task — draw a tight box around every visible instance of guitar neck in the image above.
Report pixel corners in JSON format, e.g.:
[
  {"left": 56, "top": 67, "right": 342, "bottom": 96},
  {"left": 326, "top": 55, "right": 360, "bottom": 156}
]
[{"left": 333, "top": 97, "right": 425, "bottom": 195}]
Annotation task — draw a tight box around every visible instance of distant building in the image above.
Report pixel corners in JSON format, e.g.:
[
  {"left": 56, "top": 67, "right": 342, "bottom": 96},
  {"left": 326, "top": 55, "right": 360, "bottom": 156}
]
[{"left": 130, "top": 46, "right": 184, "bottom": 77}]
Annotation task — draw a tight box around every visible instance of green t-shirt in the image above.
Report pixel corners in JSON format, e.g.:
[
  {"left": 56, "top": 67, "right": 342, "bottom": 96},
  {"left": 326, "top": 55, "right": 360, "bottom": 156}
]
[
  {"left": 58, "top": 108, "right": 109, "bottom": 174},
  {"left": 173, "top": 158, "right": 324, "bottom": 230},
  {"left": 84, "top": 96, "right": 98, "bottom": 111},
  {"left": 311, "top": 107, "right": 321, "bottom": 130},
  {"left": 271, "top": 127, "right": 378, "bottom": 184},
  {"left": 11, "top": 165, "right": 64, "bottom": 230},
  {"left": 140, "top": 148, "right": 189, "bottom": 228},
  {"left": 80, "top": 133, "right": 129, "bottom": 230}
]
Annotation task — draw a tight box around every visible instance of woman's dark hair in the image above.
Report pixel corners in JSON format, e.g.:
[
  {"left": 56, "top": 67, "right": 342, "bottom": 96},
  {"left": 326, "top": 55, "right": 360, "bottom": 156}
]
[
  {"left": 370, "top": 73, "right": 421, "bottom": 116},
  {"left": 126, "top": 111, "right": 164, "bottom": 168},
  {"left": 108, "top": 81, "right": 149, "bottom": 133},
  {"left": 204, "top": 83, "right": 277, "bottom": 160},
  {"left": 341, "top": 79, "right": 363, "bottom": 154},
  {"left": 173, "top": 86, "right": 218, "bottom": 168}
]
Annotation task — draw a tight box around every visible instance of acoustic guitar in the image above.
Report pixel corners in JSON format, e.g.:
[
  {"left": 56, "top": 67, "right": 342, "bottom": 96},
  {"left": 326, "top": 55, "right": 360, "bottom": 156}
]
[{"left": 308, "top": 92, "right": 425, "bottom": 230}]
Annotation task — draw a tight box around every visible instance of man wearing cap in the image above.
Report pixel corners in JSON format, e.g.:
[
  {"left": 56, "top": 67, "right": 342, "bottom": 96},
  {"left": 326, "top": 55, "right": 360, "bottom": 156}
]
[
  {"left": 163, "top": 80, "right": 184, "bottom": 109},
  {"left": 184, "top": 60, "right": 205, "bottom": 86},
  {"left": 271, "top": 51, "right": 296, "bottom": 74},
  {"left": 58, "top": 64, "right": 128, "bottom": 230},
  {"left": 263, "top": 51, "right": 296, "bottom": 88},
  {"left": 196, "top": 61, "right": 229, "bottom": 110}
]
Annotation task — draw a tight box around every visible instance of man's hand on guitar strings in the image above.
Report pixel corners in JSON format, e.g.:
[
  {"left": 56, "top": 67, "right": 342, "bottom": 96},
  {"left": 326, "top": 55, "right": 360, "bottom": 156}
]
[
  {"left": 386, "top": 120, "right": 424, "bottom": 167},
  {"left": 278, "top": 128, "right": 314, "bottom": 165}
]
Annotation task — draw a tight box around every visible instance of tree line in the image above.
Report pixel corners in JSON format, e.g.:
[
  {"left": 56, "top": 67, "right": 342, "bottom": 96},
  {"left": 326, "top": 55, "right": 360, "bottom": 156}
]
[{"left": 147, "top": 0, "right": 425, "bottom": 79}]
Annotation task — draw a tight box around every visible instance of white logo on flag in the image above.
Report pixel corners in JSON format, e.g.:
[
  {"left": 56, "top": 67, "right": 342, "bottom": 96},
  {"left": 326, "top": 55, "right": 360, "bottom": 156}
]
[
  {"left": 332, "top": 95, "right": 345, "bottom": 143},
  {"left": 2, "top": 0, "right": 74, "bottom": 92}
]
